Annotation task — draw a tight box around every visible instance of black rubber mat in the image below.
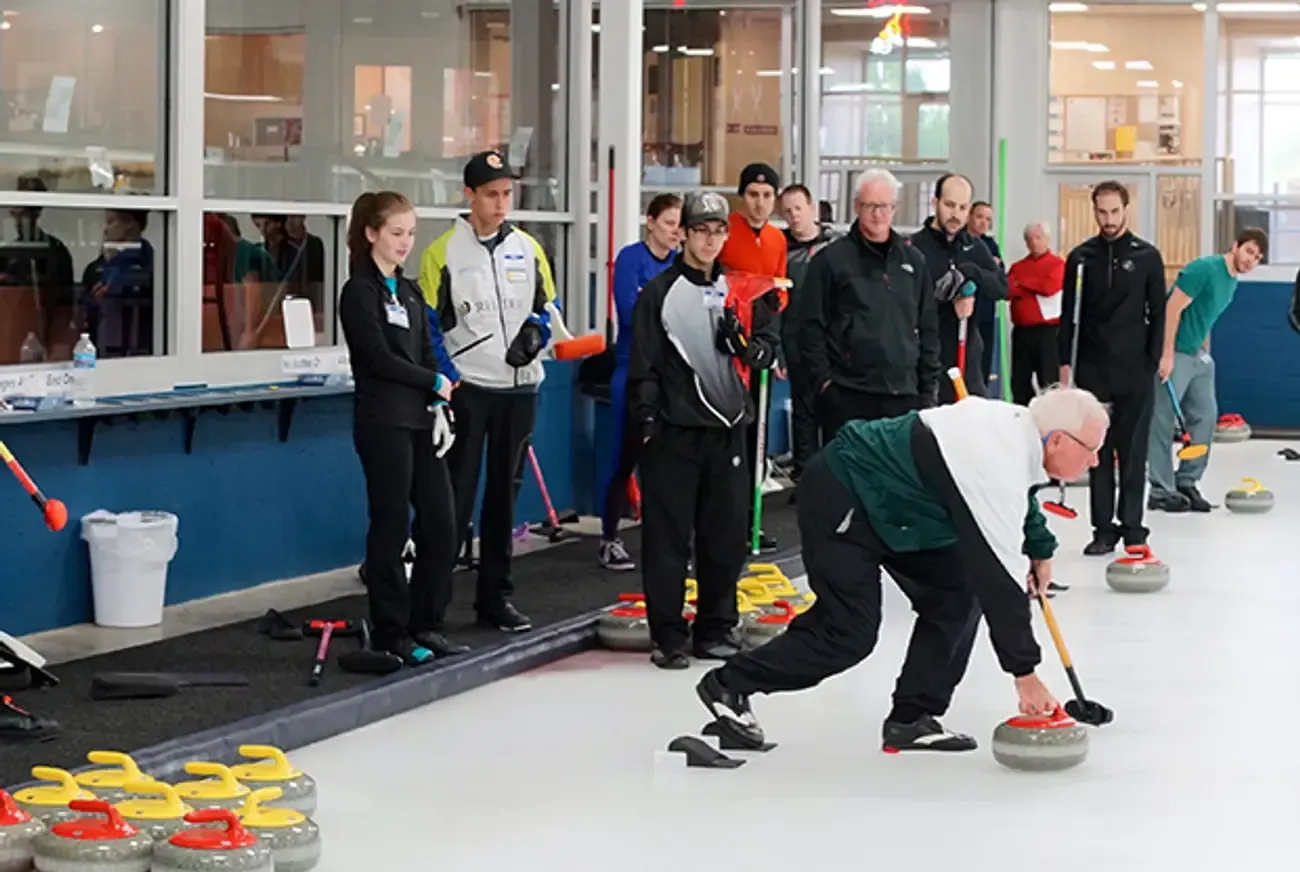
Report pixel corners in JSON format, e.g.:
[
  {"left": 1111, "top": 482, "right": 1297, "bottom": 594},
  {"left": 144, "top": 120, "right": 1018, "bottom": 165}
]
[{"left": 1, "top": 491, "right": 798, "bottom": 789}]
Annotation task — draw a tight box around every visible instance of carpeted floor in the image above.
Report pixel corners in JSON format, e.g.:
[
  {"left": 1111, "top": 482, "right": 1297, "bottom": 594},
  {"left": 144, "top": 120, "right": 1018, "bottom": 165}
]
[{"left": 1, "top": 492, "right": 799, "bottom": 788}]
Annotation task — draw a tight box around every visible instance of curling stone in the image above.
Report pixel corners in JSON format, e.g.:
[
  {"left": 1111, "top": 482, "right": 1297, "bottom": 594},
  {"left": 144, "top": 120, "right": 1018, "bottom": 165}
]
[
  {"left": 111, "top": 781, "right": 192, "bottom": 843},
  {"left": 30, "top": 800, "right": 152, "bottom": 872},
  {"left": 171, "top": 763, "right": 251, "bottom": 811},
  {"left": 11, "top": 769, "right": 95, "bottom": 826},
  {"left": 151, "top": 809, "right": 272, "bottom": 872},
  {"left": 749, "top": 573, "right": 816, "bottom": 614},
  {"left": 992, "top": 709, "right": 1089, "bottom": 772},
  {"left": 0, "top": 790, "right": 44, "bottom": 872},
  {"left": 74, "top": 753, "right": 155, "bottom": 804},
  {"left": 737, "top": 579, "right": 780, "bottom": 614},
  {"left": 735, "top": 590, "right": 764, "bottom": 635},
  {"left": 234, "top": 789, "right": 321, "bottom": 872},
  {"left": 1225, "top": 477, "right": 1274, "bottom": 514},
  {"left": 1105, "top": 544, "right": 1170, "bottom": 594},
  {"left": 229, "top": 746, "right": 317, "bottom": 816},
  {"left": 597, "top": 595, "right": 651, "bottom": 652},
  {"left": 742, "top": 600, "right": 796, "bottom": 649},
  {"left": 1215, "top": 413, "right": 1251, "bottom": 443}
]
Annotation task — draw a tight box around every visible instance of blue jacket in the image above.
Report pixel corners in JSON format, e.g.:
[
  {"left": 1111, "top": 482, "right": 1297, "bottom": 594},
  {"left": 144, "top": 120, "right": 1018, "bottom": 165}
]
[{"left": 613, "top": 241, "right": 675, "bottom": 365}]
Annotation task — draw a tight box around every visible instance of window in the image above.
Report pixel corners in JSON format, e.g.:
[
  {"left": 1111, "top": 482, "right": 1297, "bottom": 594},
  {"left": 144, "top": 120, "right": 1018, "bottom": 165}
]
[
  {"left": 0, "top": 0, "right": 166, "bottom": 193},
  {"left": 1219, "top": 14, "right": 1300, "bottom": 195},
  {"left": 820, "top": 2, "right": 950, "bottom": 162},
  {"left": 1048, "top": 4, "right": 1203, "bottom": 164},
  {"left": 201, "top": 211, "right": 338, "bottom": 353},
  {"left": 203, "top": 0, "right": 566, "bottom": 210},
  {"left": 0, "top": 202, "right": 165, "bottom": 363}
]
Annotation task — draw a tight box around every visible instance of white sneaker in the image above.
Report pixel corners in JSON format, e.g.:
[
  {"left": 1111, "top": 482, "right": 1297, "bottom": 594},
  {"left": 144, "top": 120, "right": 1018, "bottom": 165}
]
[{"left": 599, "top": 538, "right": 635, "bottom": 571}]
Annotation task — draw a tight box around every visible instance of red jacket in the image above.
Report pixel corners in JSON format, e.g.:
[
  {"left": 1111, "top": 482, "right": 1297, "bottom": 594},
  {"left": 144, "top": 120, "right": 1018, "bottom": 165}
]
[
  {"left": 720, "top": 212, "right": 787, "bottom": 281},
  {"left": 1008, "top": 252, "right": 1065, "bottom": 327}
]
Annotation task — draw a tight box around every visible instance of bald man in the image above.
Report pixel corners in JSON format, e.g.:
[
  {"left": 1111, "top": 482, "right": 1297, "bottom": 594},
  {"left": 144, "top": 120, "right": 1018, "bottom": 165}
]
[{"left": 909, "top": 174, "right": 1008, "bottom": 404}]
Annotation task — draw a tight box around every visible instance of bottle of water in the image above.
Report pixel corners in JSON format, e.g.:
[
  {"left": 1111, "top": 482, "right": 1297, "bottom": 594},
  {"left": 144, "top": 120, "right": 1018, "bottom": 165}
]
[
  {"left": 19, "top": 331, "right": 46, "bottom": 363},
  {"left": 71, "top": 333, "right": 97, "bottom": 406}
]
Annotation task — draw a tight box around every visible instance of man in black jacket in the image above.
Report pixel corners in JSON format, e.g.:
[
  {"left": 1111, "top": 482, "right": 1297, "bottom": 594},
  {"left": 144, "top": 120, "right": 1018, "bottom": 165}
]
[
  {"left": 628, "top": 191, "right": 779, "bottom": 670},
  {"left": 796, "top": 168, "right": 942, "bottom": 438},
  {"left": 1059, "top": 180, "right": 1167, "bottom": 555},
  {"left": 909, "top": 174, "right": 1009, "bottom": 404}
]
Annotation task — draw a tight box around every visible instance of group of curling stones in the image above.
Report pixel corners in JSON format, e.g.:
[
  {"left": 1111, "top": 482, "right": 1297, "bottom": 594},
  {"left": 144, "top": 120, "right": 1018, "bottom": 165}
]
[
  {"left": 0, "top": 745, "right": 321, "bottom": 872},
  {"left": 598, "top": 563, "right": 813, "bottom": 653}
]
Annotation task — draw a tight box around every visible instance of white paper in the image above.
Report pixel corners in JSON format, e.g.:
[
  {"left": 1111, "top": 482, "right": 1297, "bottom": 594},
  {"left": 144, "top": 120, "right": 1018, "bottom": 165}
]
[
  {"left": 281, "top": 297, "right": 317, "bottom": 349},
  {"left": 43, "top": 75, "right": 76, "bottom": 133},
  {"left": 1036, "top": 292, "right": 1063, "bottom": 322},
  {"left": 281, "top": 350, "right": 350, "bottom": 376},
  {"left": 1138, "top": 96, "right": 1159, "bottom": 124}
]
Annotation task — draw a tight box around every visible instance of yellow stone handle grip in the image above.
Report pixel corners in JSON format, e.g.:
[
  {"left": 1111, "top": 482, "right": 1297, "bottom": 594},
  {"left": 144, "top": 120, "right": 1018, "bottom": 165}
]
[
  {"left": 183, "top": 762, "right": 243, "bottom": 792},
  {"left": 737, "top": 579, "right": 775, "bottom": 602},
  {"left": 1238, "top": 477, "right": 1265, "bottom": 493},
  {"left": 87, "top": 751, "right": 148, "bottom": 779},
  {"left": 237, "top": 746, "right": 295, "bottom": 778},
  {"left": 122, "top": 780, "right": 187, "bottom": 817},
  {"left": 29, "top": 767, "right": 85, "bottom": 801},
  {"left": 238, "top": 787, "right": 283, "bottom": 817}
]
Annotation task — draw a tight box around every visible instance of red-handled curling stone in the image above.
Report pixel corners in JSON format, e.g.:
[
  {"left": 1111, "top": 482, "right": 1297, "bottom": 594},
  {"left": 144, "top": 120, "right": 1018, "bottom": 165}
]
[
  {"left": 992, "top": 709, "right": 1089, "bottom": 772},
  {"left": 1105, "top": 544, "right": 1170, "bottom": 594},
  {"left": 151, "top": 809, "right": 273, "bottom": 872},
  {"left": 30, "top": 800, "right": 152, "bottom": 872},
  {"left": 596, "top": 594, "right": 651, "bottom": 652},
  {"left": 743, "top": 600, "right": 795, "bottom": 649},
  {"left": 0, "top": 790, "right": 43, "bottom": 872}
]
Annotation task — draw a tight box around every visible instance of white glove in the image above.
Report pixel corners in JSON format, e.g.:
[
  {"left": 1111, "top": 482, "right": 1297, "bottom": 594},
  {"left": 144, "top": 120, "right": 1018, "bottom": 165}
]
[{"left": 431, "top": 402, "right": 456, "bottom": 458}]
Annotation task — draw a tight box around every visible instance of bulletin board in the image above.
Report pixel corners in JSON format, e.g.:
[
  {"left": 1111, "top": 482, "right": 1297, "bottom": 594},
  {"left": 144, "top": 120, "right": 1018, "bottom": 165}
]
[{"left": 1050, "top": 93, "right": 1183, "bottom": 162}]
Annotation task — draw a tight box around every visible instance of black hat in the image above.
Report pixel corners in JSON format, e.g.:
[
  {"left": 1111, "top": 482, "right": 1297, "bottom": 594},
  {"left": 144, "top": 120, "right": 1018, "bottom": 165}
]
[
  {"left": 464, "top": 150, "right": 514, "bottom": 190},
  {"left": 738, "top": 163, "right": 780, "bottom": 195},
  {"left": 681, "top": 191, "right": 730, "bottom": 229}
]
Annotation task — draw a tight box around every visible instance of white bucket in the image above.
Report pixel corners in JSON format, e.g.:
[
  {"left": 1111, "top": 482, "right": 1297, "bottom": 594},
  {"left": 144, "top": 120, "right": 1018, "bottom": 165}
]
[{"left": 81, "top": 510, "right": 180, "bottom": 629}]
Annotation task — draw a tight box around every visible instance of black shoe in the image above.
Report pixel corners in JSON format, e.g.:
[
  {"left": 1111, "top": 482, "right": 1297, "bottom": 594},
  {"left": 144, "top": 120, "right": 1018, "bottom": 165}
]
[
  {"left": 1148, "top": 492, "right": 1191, "bottom": 513},
  {"left": 881, "top": 714, "right": 977, "bottom": 753},
  {"left": 1083, "top": 531, "right": 1119, "bottom": 556},
  {"left": 1177, "top": 485, "right": 1214, "bottom": 512},
  {"left": 387, "top": 638, "right": 437, "bottom": 667},
  {"left": 0, "top": 696, "right": 58, "bottom": 743},
  {"left": 1047, "top": 580, "right": 1069, "bottom": 593},
  {"left": 755, "top": 532, "right": 778, "bottom": 554},
  {"left": 696, "top": 669, "right": 766, "bottom": 749},
  {"left": 651, "top": 647, "right": 690, "bottom": 670},
  {"left": 411, "top": 631, "right": 470, "bottom": 658},
  {"left": 477, "top": 601, "right": 532, "bottom": 633},
  {"left": 692, "top": 630, "right": 745, "bottom": 661}
]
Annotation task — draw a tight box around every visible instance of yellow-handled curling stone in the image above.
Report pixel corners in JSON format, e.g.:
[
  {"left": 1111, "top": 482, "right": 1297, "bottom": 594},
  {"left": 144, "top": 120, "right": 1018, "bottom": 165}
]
[
  {"left": 229, "top": 746, "right": 317, "bottom": 816},
  {"left": 234, "top": 788, "right": 321, "bottom": 872},
  {"left": 11, "top": 768, "right": 95, "bottom": 825},
  {"left": 172, "top": 762, "right": 251, "bottom": 811},
  {"left": 746, "top": 573, "right": 815, "bottom": 613},
  {"left": 152, "top": 809, "right": 273, "bottom": 872},
  {"left": 1225, "top": 477, "right": 1274, "bottom": 514},
  {"left": 74, "top": 752, "right": 155, "bottom": 803},
  {"left": 0, "top": 790, "right": 43, "bottom": 872},
  {"left": 112, "top": 780, "right": 193, "bottom": 842},
  {"left": 30, "top": 800, "right": 152, "bottom": 872}
]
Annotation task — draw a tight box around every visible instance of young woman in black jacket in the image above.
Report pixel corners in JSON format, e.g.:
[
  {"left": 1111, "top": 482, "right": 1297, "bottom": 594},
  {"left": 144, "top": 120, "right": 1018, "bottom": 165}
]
[{"left": 338, "top": 191, "right": 467, "bottom": 665}]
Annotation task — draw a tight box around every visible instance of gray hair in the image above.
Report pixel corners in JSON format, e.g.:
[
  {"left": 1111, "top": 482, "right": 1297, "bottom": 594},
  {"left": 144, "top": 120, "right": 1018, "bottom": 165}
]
[
  {"left": 1023, "top": 220, "right": 1051, "bottom": 239},
  {"left": 854, "top": 168, "right": 902, "bottom": 204},
  {"left": 1028, "top": 386, "right": 1109, "bottom": 439}
]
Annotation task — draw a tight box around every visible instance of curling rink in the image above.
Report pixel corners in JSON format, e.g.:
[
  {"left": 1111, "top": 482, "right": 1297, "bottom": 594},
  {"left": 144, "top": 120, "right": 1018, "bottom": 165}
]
[{"left": 294, "top": 439, "right": 1298, "bottom": 872}]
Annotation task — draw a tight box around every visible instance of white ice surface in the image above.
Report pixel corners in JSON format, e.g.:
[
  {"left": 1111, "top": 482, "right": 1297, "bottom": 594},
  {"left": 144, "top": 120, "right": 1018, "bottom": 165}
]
[{"left": 293, "top": 440, "right": 1300, "bottom": 872}]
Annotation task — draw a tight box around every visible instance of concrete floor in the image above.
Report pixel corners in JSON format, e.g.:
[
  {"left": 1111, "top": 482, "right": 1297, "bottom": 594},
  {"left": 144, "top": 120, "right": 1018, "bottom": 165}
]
[{"left": 285, "top": 439, "right": 1298, "bottom": 871}]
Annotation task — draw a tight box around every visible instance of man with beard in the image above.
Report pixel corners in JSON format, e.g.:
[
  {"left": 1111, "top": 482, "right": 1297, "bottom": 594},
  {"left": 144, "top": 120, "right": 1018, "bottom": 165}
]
[
  {"left": 1058, "top": 181, "right": 1166, "bottom": 555},
  {"left": 909, "top": 175, "right": 1008, "bottom": 404},
  {"left": 1147, "top": 227, "right": 1267, "bottom": 513}
]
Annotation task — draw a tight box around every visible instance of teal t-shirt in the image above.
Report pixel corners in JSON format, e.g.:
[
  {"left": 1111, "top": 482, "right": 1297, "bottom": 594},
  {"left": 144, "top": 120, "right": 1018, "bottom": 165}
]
[{"left": 1173, "top": 255, "right": 1238, "bottom": 355}]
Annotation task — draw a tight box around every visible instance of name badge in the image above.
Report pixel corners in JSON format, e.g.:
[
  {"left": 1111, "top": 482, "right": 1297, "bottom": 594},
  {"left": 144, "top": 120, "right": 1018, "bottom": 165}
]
[
  {"left": 505, "top": 268, "right": 528, "bottom": 283},
  {"left": 703, "top": 288, "right": 726, "bottom": 311},
  {"left": 385, "top": 302, "right": 410, "bottom": 329}
]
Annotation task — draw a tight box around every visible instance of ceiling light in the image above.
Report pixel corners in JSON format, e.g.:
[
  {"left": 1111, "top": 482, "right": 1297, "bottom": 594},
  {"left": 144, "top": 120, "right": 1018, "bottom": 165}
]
[
  {"left": 905, "top": 37, "right": 938, "bottom": 48},
  {"left": 756, "top": 69, "right": 784, "bottom": 77},
  {"left": 829, "top": 5, "right": 932, "bottom": 18},
  {"left": 679, "top": 46, "right": 715, "bottom": 56},
  {"left": 1049, "top": 2, "right": 1089, "bottom": 11},
  {"left": 1051, "top": 40, "right": 1108, "bottom": 51},
  {"left": 351, "top": 17, "right": 372, "bottom": 24},
  {"left": 651, "top": 44, "right": 669, "bottom": 53},
  {"left": 820, "top": 66, "right": 835, "bottom": 75},
  {"left": 1172, "top": 79, "right": 1185, "bottom": 87},
  {"left": 591, "top": 23, "right": 600, "bottom": 32},
  {"left": 91, "top": 23, "right": 103, "bottom": 33},
  {"left": 1192, "top": 2, "right": 1207, "bottom": 9},
  {"left": 1092, "top": 60, "right": 1116, "bottom": 70},
  {"left": 0, "top": 21, "right": 9, "bottom": 30},
  {"left": 1137, "top": 80, "right": 1159, "bottom": 87},
  {"left": 1125, "top": 60, "right": 1154, "bottom": 70},
  {"left": 1215, "top": 2, "right": 1300, "bottom": 11}
]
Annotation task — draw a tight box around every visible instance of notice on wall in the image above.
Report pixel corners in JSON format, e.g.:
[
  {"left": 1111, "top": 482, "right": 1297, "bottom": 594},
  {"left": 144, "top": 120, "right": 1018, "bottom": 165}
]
[
  {"left": 1138, "top": 96, "right": 1159, "bottom": 125},
  {"left": 43, "top": 75, "right": 76, "bottom": 134},
  {"left": 1064, "top": 97, "right": 1107, "bottom": 154}
]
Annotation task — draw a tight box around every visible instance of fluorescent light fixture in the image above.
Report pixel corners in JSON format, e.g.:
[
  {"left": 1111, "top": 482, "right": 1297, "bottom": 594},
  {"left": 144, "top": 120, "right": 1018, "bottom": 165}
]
[
  {"left": 1172, "top": 79, "right": 1185, "bottom": 87},
  {"left": 91, "top": 23, "right": 103, "bottom": 33},
  {"left": 906, "top": 37, "right": 938, "bottom": 48},
  {"left": 1125, "top": 60, "right": 1154, "bottom": 70},
  {"left": 1051, "top": 40, "right": 1108, "bottom": 52},
  {"left": 351, "top": 17, "right": 372, "bottom": 24},
  {"left": 0, "top": 21, "right": 9, "bottom": 30},
  {"left": 1092, "top": 60, "right": 1116, "bottom": 70},
  {"left": 204, "top": 92, "right": 285, "bottom": 103},
  {"left": 828, "top": 5, "right": 932, "bottom": 18},
  {"left": 591, "top": 23, "right": 600, "bottom": 33},
  {"left": 820, "top": 66, "right": 835, "bottom": 75},
  {"left": 679, "top": 46, "right": 715, "bottom": 56},
  {"left": 756, "top": 69, "right": 784, "bottom": 77},
  {"left": 826, "top": 83, "right": 879, "bottom": 94},
  {"left": 1049, "top": 2, "right": 1089, "bottom": 11},
  {"left": 651, "top": 44, "right": 669, "bottom": 53},
  {"left": 1215, "top": 2, "right": 1300, "bottom": 11},
  {"left": 1137, "top": 80, "right": 1159, "bottom": 87},
  {"left": 1192, "top": 2, "right": 1207, "bottom": 9}
]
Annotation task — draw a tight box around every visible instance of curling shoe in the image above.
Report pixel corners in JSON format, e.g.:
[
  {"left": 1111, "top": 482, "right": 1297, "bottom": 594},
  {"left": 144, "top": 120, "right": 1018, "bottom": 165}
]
[
  {"left": 882, "top": 715, "right": 977, "bottom": 753},
  {"left": 411, "top": 631, "right": 470, "bottom": 658},
  {"left": 692, "top": 630, "right": 745, "bottom": 661},
  {"left": 0, "top": 695, "right": 58, "bottom": 743},
  {"left": 696, "top": 669, "right": 766, "bottom": 750}
]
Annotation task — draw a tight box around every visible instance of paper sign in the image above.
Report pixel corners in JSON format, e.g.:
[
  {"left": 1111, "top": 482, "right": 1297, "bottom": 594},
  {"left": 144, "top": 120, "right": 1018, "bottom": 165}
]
[
  {"left": 280, "top": 351, "right": 350, "bottom": 377},
  {"left": 0, "top": 367, "right": 88, "bottom": 399}
]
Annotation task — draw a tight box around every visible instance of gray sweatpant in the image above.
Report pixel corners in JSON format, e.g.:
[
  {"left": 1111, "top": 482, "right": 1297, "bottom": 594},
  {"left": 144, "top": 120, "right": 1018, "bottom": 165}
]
[{"left": 1148, "top": 350, "right": 1216, "bottom": 497}]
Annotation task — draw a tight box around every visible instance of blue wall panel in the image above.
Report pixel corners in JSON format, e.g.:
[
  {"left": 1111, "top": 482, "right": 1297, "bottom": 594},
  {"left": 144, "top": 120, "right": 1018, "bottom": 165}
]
[{"left": 1213, "top": 280, "right": 1300, "bottom": 429}]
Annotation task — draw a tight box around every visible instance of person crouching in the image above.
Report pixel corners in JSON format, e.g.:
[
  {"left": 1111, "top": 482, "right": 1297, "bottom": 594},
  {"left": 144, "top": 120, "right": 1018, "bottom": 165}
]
[{"left": 628, "top": 191, "right": 780, "bottom": 669}]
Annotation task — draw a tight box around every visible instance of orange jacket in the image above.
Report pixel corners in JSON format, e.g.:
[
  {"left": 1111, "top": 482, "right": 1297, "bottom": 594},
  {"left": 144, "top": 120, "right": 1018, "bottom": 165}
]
[
  {"left": 1008, "top": 252, "right": 1066, "bottom": 327},
  {"left": 720, "top": 213, "right": 787, "bottom": 281}
]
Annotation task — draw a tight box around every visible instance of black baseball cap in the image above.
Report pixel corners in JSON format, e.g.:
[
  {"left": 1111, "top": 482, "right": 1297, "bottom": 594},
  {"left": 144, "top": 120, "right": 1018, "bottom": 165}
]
[{"left": 464, "top": 150, "right": 514, "bottom": 190}]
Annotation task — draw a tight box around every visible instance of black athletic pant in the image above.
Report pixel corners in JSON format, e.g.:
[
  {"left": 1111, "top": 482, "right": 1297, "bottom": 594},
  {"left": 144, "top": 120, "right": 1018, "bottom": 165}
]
[
  {"left": 719, "top": 452, "right": 980, "bottom": 722},
  {"left": 1088, "top": 383, "right": 1153, "bottom": 545},
  {"left": 354, "top": 425, "right": 458, "bottom": 649},
  {"left": 640, "top": 422, "right": 748, "bottom": 653},
  {"left": 816, "top": 385, "right": 922, "bottom": 440},
  {"left": 1011, "top": 323, "right": 1060, "bottom": 406},
  {"left": 787, "top": 367, "right": 821, "bottom": 481},
  {"left": 446, "top": 383, "right": 537, "bottom": 614}
]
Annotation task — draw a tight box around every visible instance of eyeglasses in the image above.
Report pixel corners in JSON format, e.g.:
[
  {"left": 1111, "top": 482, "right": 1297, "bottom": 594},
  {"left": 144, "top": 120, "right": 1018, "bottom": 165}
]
[
  {"left": 688, "top": 226, "right": 728, "bottom": 241},
  {"left": 1053, "top": 429, "right": 1102, "bottom": 455},
  {"left": 858, "top": 202, "right": 895, "bottom": 214}
]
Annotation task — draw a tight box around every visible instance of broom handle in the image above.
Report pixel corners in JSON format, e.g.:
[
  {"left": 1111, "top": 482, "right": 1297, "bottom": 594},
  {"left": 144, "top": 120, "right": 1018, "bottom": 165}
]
[
  {"left": 528, "top": 446, "right": 561, "bottom": 528},
  {"left": 750, "top": 367, "right": 770, "bottom": 556}
]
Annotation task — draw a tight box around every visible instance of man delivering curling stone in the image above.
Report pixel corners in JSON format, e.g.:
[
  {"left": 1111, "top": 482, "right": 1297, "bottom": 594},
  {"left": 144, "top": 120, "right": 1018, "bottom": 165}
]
[{"left": 697, "top": 386, "right": 1109, "bottom": 752}]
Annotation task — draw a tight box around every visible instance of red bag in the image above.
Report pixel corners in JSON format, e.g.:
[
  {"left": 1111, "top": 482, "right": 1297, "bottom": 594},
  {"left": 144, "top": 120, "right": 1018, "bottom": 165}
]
[{"left": 723, "top": 271, "right": 790, "bottom": 388}]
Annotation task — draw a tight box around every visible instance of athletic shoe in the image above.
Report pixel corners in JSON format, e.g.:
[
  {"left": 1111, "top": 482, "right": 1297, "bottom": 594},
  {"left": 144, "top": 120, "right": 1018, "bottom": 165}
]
[
  {"left": 1083, "top": 531, "right": 1118, "bottom": 555},
  {"left": 696, "top": 668, "right": 766, "bottom": 749},
  {"left": 692, "top": 630, "right": 745, "bottom": 661},
  {"left": 1148, "top": 492, "right": 1191, "bottom": 513},
  {"left": 411, "top": 631, "right": 471, "bottom": 658},
  {"left": 881, "top": 714, "right": 978, "bottom": 753},
  {"left": 0, "top": 695, "right": 58, "bottom": 743},
  {"left": 1177, "top": 485, "right": 1214, "bottom": 512},
  {"left": 651, "top": 647, "right": 690, "bottom": 670},
  {"left": 388, "top": 638, "right": 436, "bottom": 666},
  {"left": 599, "top": 538, "right": 636, "bottom": 571},
  {"left": 477, "top": 601, "right": 532, "bottom": 633}
]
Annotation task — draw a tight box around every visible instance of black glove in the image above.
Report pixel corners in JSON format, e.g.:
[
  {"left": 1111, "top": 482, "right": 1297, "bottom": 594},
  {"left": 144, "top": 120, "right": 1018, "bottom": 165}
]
[
  {"left": 934, "top": 264, "right": 974, "bottom": 303},
  {"left": 505, "top": 321, "right": 545, "bottom": 368},
  {"left": 715, "top": 308, "right": 773, "bottom": 369}
]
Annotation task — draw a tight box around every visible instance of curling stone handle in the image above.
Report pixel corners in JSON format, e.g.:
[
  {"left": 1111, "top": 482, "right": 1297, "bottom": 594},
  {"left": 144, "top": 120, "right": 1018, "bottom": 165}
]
[
  {"left": 239, "top": 787, "right": 283, "bottom": 817},
  {"left": 237, "top": 745, "right": 294, "bottom": 777},
  {"left": 87, "top": 751, "right": 145, "bottom": 778},
  {"left": 30, "top": 767, "right": 82, "bottom": 798},
  {"left": 1238, "top": 477, "right": 1264, "bottom": 493},
  {"left": 1122, "top": 544, "right": 1154, "bottom": 562},
  {"left": 616, "top": 593, "right": 643, "bottom": 603},
  {"left": 0, "top": 791, "right": 24, "bottom": 819},
  {"left": 122, "top": 780, "right": 186, "bottom": 816},
  {"left": 182, "top": 762, "right": 242, "bottom": 792},
  {"left": 68, "top": 799, "right": 132, "bottom": 834},
  {"left": 184, "top": 807, "right": 246, "bottom": 834}
]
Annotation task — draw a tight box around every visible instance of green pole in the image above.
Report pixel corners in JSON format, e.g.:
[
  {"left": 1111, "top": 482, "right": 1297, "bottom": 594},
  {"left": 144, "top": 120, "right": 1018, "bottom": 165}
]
[{"left": 996, "top": 137, "right": 1013, "bottom": 402}]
